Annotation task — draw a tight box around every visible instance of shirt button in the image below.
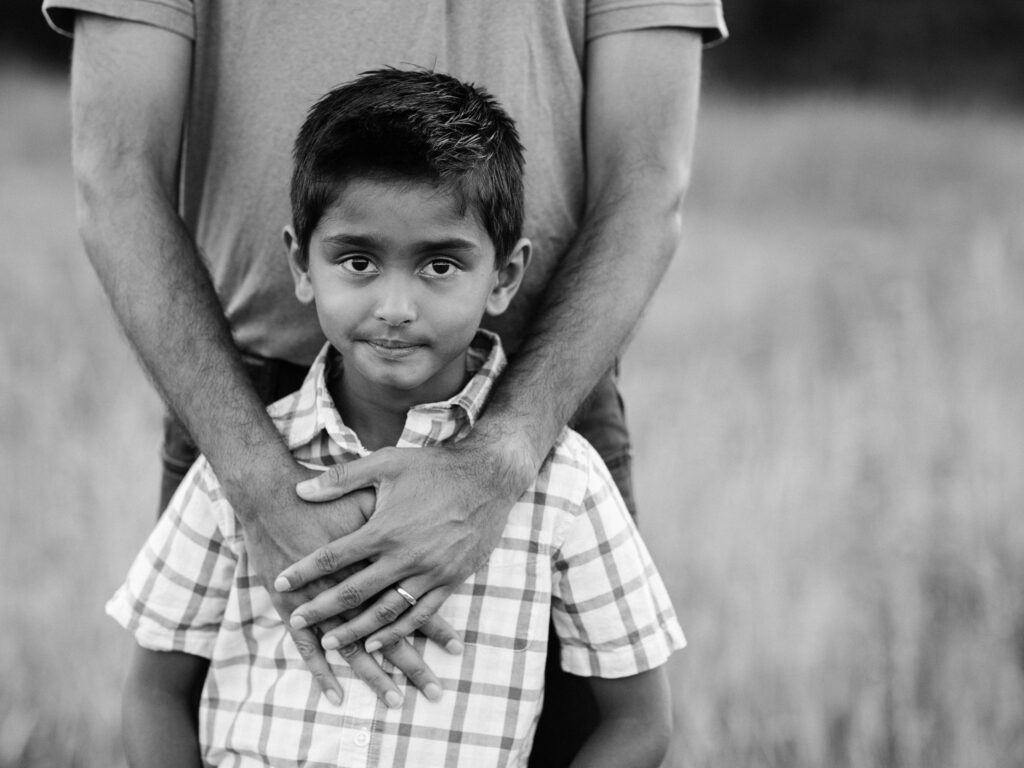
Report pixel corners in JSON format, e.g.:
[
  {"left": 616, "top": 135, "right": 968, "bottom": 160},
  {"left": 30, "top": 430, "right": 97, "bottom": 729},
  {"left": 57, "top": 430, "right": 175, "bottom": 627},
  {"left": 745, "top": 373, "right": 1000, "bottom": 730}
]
[{"left": 354, "top": 730, "right": 370, "bottom": 747}]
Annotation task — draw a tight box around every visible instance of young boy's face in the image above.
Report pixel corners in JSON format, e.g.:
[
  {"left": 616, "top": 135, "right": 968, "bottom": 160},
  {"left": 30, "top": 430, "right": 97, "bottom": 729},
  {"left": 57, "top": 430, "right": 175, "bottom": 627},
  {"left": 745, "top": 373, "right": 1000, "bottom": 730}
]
[{"left": 286, "top": 177, "right": 528, "bottom": 406}]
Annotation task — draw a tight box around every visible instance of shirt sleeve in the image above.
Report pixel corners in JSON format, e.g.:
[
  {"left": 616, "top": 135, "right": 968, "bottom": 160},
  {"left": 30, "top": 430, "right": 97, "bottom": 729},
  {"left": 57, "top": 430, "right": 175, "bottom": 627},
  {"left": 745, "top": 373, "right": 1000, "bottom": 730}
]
[
  {"left": 42, "top": 0, "right": 195, "bottom": 39},
  {"left": 105, "top": 457, "right": 239, "bottom": 658},
  {"left": 587, "top": 0, "right": 728, "bottom": 46},
  {"left": 551, "top": 436, "right": 686, "bottom": 678}
]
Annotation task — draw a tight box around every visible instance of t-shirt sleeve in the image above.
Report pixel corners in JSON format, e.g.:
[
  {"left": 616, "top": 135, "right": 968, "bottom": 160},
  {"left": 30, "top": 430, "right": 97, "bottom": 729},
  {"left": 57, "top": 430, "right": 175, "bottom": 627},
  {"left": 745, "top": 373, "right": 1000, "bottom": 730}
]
[
  {"left": 105, "top": 457, "right": 239, "bottom": 658},
  {"left": 42, "top": 0, "right": 195, "bottom": 39},
  {"left": 551, "top": 437, "right": 686, "bottom": 679},
  {"left": 586, "top": 0, "right": 728, "bottom": 46}
]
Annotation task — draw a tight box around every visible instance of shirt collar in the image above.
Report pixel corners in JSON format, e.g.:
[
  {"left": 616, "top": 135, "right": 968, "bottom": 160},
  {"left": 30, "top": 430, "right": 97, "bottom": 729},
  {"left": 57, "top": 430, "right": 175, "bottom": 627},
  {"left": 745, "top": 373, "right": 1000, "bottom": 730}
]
[{"left": 270, "top": 329, "right": 506, "bottom": 455}]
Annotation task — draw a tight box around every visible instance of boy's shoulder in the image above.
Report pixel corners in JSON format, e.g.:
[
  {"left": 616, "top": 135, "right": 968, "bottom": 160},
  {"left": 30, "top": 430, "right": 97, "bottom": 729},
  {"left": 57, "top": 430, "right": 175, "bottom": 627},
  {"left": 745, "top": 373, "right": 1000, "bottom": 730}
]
[{"left": 532, "top": 425, "right": 623, "bottom": 516}]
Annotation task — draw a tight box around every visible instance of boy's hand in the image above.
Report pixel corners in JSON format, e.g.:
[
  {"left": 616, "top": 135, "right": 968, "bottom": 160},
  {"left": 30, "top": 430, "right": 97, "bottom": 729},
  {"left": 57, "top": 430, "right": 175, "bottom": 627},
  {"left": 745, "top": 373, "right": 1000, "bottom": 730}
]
[
  {"left": 232, "top": 460, "right": 449, "bottom": 707},
  {"left": 273, "top": 433, "right": 536, "bottom": 652}
]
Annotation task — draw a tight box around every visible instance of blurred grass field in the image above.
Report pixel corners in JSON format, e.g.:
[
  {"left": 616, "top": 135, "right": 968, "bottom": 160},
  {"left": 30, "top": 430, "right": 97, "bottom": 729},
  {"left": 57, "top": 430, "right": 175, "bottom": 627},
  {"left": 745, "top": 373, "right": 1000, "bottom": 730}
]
[{"left": 3, "top": 65, "right": 1024, "bottom": 767}]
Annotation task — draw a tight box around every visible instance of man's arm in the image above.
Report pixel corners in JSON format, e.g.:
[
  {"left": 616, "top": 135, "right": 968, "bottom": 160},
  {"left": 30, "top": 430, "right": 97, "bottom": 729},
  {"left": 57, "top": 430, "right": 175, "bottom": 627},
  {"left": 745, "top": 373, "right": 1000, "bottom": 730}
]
[
  {"left": 68, "top": 13, "right": 451, "bottom": 704},
  {"left": 572, "top": 668, "right": 674, "bottom": 768},
  {"left": 122, "top": 646, "right": 208, "bottom": 768},
  {"left": 277, "top": 28, "right": 703, "bottom": 652}
]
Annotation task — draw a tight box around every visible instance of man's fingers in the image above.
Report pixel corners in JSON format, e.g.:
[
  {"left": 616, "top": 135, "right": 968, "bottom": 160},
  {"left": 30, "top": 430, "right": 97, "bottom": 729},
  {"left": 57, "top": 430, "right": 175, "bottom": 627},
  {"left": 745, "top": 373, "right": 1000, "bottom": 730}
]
[
  {"left": 287, "top": 560, "right": 404, "bottom": 629},
  {"left": 336, "top": 642, "right": 405, "bottom": 709},
  {"left": 320, "top": 579, "right": 424, "bottom": 651},
  {"left": 364, "top": 588, "right": 462, "bottom": 656},
  {"left": 274, "top": 529, "right": 379, "bottom": 592},
  {"left": 286, "top": 624, "right": 344, "bottom": 706},
  {"left": 295, "top": 451, "right": 396, "bottom": 502}
]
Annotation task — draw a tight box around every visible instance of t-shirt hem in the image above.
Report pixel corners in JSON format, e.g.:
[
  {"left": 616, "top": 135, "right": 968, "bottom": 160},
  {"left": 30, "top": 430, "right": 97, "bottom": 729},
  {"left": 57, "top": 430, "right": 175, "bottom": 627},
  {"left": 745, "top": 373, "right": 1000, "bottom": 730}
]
[
  {"left": 43, "top": 0, "right": 194, "bottom": 39},
  {"left": 587, "top": 2, "right": 728, "bottom": 46}
]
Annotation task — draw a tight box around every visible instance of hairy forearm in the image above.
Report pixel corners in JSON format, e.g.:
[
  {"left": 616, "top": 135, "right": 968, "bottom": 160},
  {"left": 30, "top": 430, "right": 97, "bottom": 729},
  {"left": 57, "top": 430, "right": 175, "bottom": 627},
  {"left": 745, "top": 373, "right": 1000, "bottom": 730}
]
[
  {"left": 466, "top": 29, "right": 701, "bottom": 479},
  {"left": 70, "top": 14, "right": 297, "bottom": 511},
  {"left": 478, "top": 174, "right": 685, "bottom": 470},
  {"left": 74, "top": 169, "right": 294, "bottom": 494}
]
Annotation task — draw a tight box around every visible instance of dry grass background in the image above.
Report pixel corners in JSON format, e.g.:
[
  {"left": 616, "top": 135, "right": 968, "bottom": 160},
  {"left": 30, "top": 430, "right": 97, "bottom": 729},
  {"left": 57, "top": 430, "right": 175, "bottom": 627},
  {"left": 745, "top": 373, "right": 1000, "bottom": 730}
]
[{"left": 3, "top": 65, "right": 1024, "bottom": 767}]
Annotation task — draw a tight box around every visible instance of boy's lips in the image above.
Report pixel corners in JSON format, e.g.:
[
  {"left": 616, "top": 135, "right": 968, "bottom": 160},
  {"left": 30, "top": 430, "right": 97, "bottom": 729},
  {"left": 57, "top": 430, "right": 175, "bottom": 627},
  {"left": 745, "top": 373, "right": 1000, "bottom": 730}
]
[{"left": 362, "top": 338, "right": 425, "bottom": 359}]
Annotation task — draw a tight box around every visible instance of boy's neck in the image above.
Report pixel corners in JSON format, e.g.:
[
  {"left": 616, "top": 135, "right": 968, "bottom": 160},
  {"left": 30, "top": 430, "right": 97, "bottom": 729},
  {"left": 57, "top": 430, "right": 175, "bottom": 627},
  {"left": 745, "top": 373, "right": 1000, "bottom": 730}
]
[{"left": 327, "top": 351, "right": 470, "bottom": 451}]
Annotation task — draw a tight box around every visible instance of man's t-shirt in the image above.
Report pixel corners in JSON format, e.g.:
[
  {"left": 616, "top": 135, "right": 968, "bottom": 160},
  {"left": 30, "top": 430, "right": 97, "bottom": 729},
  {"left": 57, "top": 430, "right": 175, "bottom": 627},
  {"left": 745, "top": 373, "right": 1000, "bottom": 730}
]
[{"left": 45, "top": 0, "right": 727, "bottom": 363}]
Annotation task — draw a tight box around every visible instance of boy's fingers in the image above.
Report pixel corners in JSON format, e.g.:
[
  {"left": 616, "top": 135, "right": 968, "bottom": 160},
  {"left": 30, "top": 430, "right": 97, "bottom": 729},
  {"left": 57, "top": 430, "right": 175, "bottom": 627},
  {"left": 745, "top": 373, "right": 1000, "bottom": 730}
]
[
  {"left": 365, "top": 589, "right": 462, "bottom": 655},
  {"left": 412, "top": 601, "right": 463, "bottom": 655},
  {"left": 379, "top": 639, "right": 444, "bottom": 702},
  {"left": 336, "top": 642, "right": 405, "bottom": 709},
  {"left": 287, "top": 624, "right": 344, "bottom": 706}
]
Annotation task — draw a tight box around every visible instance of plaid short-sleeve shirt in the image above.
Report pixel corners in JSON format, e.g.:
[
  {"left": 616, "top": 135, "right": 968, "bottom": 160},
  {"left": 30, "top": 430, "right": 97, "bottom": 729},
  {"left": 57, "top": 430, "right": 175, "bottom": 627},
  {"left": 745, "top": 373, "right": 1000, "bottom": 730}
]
[{"left": 108, "top": 331, "right": 684, "bottom": 767}]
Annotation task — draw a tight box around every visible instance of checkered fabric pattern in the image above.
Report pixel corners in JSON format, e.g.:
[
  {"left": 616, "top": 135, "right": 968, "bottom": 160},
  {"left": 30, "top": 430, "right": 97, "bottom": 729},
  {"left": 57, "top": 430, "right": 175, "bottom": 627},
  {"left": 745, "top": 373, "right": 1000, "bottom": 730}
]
[{"left": 107, "top": 331, "right": 685, "bottom": 767}]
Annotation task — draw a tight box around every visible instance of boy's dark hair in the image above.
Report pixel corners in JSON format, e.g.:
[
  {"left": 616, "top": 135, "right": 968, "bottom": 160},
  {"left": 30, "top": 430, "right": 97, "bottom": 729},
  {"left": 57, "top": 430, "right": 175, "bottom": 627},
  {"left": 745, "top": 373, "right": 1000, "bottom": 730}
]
[{"left": 291, "top": 68, "right": 525, "bottom": 264}]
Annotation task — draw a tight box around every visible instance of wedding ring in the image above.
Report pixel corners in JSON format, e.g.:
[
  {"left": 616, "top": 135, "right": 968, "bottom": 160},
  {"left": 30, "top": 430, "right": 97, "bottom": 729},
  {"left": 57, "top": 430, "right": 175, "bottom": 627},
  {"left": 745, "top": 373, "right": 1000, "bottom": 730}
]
[{"left": 395, "top": 586, "right": 418, "bottom": 607}]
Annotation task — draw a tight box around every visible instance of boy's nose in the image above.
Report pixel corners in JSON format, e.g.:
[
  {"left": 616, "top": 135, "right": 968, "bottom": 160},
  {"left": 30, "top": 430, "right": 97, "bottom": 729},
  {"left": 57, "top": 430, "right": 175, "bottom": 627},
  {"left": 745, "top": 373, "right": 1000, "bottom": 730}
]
[{"left": 374, "top": 277, "right": 418, "bottom": 326}]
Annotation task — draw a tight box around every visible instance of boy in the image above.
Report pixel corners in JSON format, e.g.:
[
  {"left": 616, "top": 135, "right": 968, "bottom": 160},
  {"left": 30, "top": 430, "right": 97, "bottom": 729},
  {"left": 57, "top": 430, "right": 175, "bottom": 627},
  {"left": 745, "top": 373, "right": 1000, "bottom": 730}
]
[{"left": 108, "top": 69, "right": 684, "bottom": 768}]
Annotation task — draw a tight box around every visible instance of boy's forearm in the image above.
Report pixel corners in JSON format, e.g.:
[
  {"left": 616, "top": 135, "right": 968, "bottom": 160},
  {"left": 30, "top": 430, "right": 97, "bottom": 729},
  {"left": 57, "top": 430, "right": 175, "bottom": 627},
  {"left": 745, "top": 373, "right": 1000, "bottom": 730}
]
[{"left": 77, "top": 180, "right": 294, "bottom": 494}]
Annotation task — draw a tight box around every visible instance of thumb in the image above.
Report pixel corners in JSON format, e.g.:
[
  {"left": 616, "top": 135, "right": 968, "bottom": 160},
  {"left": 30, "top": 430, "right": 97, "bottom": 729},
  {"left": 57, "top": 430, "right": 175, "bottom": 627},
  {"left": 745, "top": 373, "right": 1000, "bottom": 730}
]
[{"left": 296, "top": 453, "right": 387, "bottom": 502}]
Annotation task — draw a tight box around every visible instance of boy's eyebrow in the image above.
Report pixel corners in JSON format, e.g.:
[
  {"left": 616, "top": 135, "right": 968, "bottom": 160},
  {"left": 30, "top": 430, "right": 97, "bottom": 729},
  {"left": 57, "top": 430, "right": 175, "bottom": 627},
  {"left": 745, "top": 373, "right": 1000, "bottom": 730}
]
[{"left": 321, "top": 233, "right": 482, "bottom": 252}]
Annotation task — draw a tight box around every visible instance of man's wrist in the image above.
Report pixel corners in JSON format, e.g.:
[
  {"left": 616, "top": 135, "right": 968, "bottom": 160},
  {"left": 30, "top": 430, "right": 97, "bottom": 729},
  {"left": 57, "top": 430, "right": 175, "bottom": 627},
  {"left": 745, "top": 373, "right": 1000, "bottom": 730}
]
[
  {"left": 215, "top": 439, "right": 307, "bottom": 526},
  {"left": 455, "top": 416, "right": 544, "bottom": 503}
]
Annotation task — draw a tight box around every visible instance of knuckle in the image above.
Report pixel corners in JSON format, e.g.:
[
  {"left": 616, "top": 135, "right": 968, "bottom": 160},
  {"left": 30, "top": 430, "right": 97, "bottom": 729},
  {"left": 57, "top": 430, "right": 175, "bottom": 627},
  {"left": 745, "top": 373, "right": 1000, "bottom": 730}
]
[
  {"left": 314, "top": 548, "right": 340, "bottom": 574},
  {"left": 338, "top": 583, "right": 364, "bottom": 610},
  {"left": 327, "top": 463, "right": 348, "bottom": 484},
  {"left": 292, "top": 634, "right": 320, "bottom": 660},
  {"left": 374, "top": 603, "right": 401, "bottom": 625},
  {"left": 409, "top": 611, "right": 431, "bottom": 630},
  {"left": 338, "top": 642, "right": 363, "bottom": 660}
]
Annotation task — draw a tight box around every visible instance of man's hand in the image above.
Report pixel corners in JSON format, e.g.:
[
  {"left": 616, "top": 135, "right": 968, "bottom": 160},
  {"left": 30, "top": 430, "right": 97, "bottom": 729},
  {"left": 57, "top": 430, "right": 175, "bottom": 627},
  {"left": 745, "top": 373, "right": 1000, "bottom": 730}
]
[
  {"left": 273, "top": 432, "right": 537, "bottom": 654},
  {"left": 230, "top": 458, "right": 454, "bottom": 707}
]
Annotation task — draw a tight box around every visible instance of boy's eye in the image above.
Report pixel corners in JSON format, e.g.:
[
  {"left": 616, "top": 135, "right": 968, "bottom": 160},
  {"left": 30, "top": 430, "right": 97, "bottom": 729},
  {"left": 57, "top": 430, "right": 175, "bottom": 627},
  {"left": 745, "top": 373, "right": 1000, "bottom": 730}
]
[
  {"left": 422, "top": 259, "right": 459, "bottom": 277},
  {"left": 340, "top": 256, "right": 377, "bottom": 275}
]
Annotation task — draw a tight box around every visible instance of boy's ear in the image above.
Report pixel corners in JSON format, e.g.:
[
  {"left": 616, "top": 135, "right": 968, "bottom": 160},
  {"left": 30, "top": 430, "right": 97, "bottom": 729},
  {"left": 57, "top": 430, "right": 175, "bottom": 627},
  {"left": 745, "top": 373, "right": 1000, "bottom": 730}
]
[
  {"left": 485, "top": 238, "right": 531, "bottom": 317},
  {"left": 283, "top": 225, "right": 315, "bottom": 304}
]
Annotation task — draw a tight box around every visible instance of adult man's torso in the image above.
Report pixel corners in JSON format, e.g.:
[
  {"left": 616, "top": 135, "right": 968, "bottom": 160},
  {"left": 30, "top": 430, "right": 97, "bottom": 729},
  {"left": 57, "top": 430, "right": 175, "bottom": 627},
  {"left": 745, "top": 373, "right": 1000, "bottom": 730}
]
[{"left": 185, "top": 0, "right": 592, "bottom": 363}]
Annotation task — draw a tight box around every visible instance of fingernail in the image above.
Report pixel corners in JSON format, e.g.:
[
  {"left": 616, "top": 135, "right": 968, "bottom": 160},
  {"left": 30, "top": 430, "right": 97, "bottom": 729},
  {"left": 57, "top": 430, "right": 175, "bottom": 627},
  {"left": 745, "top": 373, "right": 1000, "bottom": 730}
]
[
  {"left": 273, "top": 575, "right": 290, "bottom": 592},
  {"left": 296, "top": 478, "right": 318, "bottom": 493},
  {"left": 325, "top": 689, "right": 342, "bottom": 706},
  {"left": 384, "top": 691, "right": 403, "bottom": 709},
  {"left": 364, "top": 639, "right": 382, "bottom": 654},
  {"left": 445, "top": 639, "right": 464, "bottom": 655},
  {"left": 424, "top": 683, "right": 442, "bottom": 702},
  {"left": 322, "top": 636, "right": 339, "bottom": 650},
  {"left": 290, "top": 615, "right": 308, "bottom": 630},
  {"left": 325, "top": 650, "right": 343, "bottom": 665}
]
